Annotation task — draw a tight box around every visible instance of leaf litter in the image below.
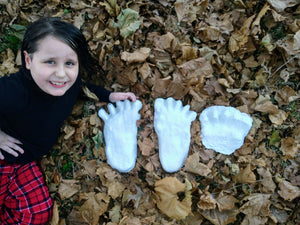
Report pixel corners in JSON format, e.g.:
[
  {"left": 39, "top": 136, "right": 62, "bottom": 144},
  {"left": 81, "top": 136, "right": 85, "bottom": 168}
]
[{"left": 0, "top": 0, "right": 299, "bottom": 224}]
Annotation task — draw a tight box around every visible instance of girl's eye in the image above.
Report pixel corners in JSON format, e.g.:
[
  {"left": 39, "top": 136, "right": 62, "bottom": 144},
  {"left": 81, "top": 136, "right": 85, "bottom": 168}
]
[
  {"left": 66, "top": 62, "right": 74, "bottom": 66},
  {"left": 45, "top": 60, "right": 55, "bottom": 65}
]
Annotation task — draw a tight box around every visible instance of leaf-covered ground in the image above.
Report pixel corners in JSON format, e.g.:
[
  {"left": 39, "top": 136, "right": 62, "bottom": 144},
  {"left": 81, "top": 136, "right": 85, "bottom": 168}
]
[{"left": 0, "top": 0, "right": 299, "bottom": 224}]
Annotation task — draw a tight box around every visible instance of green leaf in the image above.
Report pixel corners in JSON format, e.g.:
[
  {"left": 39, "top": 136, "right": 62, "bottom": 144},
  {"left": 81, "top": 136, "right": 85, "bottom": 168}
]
[
  {"left": 269, "top": 130, "right": 281, "bottom": 146},
  {"left": 92, "top": 131, "right": 104, "bottom": 149},
  {"left": 111, "top": 8, "right": 140, "bottom": 39}
]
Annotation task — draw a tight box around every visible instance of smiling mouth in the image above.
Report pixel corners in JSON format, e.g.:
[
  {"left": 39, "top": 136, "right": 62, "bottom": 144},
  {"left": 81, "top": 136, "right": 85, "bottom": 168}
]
[{"left": 49, "top": 81, "right": 67, "bottom": 88}]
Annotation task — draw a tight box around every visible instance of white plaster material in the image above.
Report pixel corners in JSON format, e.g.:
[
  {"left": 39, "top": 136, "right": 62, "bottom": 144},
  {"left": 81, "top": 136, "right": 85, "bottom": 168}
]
[
  {"left": 98, "top": 100, "right": 142, "bottom": 173},
  {"left": 154, "top": 98, "right": 197, "bottom": 173},
  {"left": 199, "top": 106, "right": 253, "bottom": 155}
]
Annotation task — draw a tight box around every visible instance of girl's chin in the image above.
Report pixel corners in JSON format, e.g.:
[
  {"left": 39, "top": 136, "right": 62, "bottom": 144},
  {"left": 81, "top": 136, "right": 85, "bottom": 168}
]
[{"left": 46, "top": 87, "right": 68, "bottom": 96}]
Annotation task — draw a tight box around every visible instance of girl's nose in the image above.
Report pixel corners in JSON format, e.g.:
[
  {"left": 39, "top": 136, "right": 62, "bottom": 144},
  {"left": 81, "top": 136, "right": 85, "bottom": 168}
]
[{"left": 56, "top": 65, "right": 66, "bottom": 78}]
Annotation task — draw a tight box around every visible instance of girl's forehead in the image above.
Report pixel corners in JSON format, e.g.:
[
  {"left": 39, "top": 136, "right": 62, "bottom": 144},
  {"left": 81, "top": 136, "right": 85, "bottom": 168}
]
[
  {"left": 37, "top": 35, "right": 68, "bottom": 49},
  {"left": 36, "top": 35, "right": 77, "bottom": 57}
]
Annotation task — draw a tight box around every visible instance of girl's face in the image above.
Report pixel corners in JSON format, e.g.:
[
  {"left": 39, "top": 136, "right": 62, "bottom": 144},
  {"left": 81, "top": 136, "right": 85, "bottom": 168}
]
[{"left": 24, "top": 35, "right": 79, "bottom": 96}]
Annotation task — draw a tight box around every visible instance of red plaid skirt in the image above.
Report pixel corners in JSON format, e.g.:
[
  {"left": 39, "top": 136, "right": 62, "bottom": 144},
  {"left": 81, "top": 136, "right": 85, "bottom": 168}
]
[{"left": 0, "top": 160, "right": 53, "bottom": 225}]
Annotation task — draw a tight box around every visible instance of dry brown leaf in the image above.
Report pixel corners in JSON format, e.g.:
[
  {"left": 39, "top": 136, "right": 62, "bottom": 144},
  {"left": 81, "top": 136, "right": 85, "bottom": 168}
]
[
  {"left": 151, "top": 78, "right": 171, "bottom": 99},
  {"left": 241, "top": 215, "right": 268, "bottom": 225},
  {"left": 240, "top": 194, "right": 271, "bottom": 216},
  {"left": 119, "top": 216, "right": 142, "bottom": 225},
  {"left": 58, "top": 179, "right": 80, "bottom": 200},
  {"left": 243, "top": 55, "right": 260, "bottom": 68},
  {"left": 116, "top": 65, "right": 137, "bottom": 86},
  {"left": 63, "top": 125, "right": 75, "bottom": 140},
  {"left": 108, "top": 181, "right": 125, "bottom": 199},
  {"left": 96, "top": 163, "right": 121, "bottom": 185},
  {"left": 81, "top": 160, "right": 98, "bottom": 178},
  {"left": 79, "top": 192, "right": 110, "bottom": 225},
  {"left": 198, "top": 26, "right": 222, "bottom": 42},
  {"left": 251, "top": 3, "right": 270, "bottom": 35},
  {"left": 184, "top": 152, "right": 212, "bottom": 176},
  {"left": 228, "top": 15, "right": 255, "bottom": 54},
  {"left": 268, "top": 109, "right": 287, "bottom": 125},
  {"left": 216, "top": 193, "right": 239, "bottom": 212},
  {"left": 166, "top": 81, "right": 189, "bottom": 99},
  {"left": 0, "top": 49, "right": 18, "bottom": 75},
  {"left": 138, "top": 137, "right": 155, "bottom": 156},
  {"left": 275, "top": 85, "right": 297, "bottom": 106},
  {"left": 199, "top": 207, "right": 239, "bottom": 225},
  {"left": 174, "top": 0, "right": 200, "bottom": 23},
  {"left": 257, "top": 167, "right": 276, "bottom": 193},
  {"left": 197, "top": 187, "right": 217, "bottom": 210},
  {"left": 267, "top": 0, "right": 298, "bottom": 12},
  {"left": 121, "top": 47, "right": 151, "bottom": 64},
  {"left": 109, "top": 203, "right": 121, "bottom": 223},
  {"left": 153, "top": 32, "right": 179, "bottom": 52},
  {"left": 278, "top": 180, "right": 300, "bottom": 201},
  {"left": 176, "top": 44, "right": 198, "bottom": 65},
  {"left": 149, "top": 49, "right": 174, "bottom": 77},
  {"left": 50, "top": 201, "right": 59, "bottom": 225},
  {"left": 178, "top": 57, "right": 213, "bottom": 80},
  {"left": 280, "top": 137, "right": 299, "bottom": 160},
  {"left": 251, "top": 94, "right": 279, "bottom": 114},
  {"left": 154, "top": 177, "right": 192, "bottom": 220},
  {"left": 89, "top": 113, "right": 101, "bottom": 126},
  {"left": 233, "top": 164, "right": 256, "bottom": 184}
]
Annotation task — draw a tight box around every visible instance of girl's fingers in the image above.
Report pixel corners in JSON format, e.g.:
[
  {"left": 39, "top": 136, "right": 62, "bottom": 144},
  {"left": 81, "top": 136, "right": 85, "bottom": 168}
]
[
  {"left": 1, "top": 145, "right": 19, "bottom": 157},
  {"left": 0, "top": 151, "right": 4, "bottom": 160},
  {"left": 9, "top": 143, "right": 24, "bottom": 154},
  {"left": 8, "top": 136, "right": 22, "bottom": 145}
]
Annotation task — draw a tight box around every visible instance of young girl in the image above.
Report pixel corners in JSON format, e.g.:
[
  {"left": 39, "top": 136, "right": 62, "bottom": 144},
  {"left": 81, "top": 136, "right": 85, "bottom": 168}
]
[{"left": 0, "top": 17, "right": 137, "bottom": 224}]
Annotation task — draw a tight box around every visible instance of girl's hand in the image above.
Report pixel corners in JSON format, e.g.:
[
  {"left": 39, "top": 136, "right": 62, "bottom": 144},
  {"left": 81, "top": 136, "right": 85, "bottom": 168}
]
[
  {"left": 109, "top": 92, "right": 138, "bottom": 103},
  {"left": 0, "top": 130, "right": 24, "bottom": 160}
]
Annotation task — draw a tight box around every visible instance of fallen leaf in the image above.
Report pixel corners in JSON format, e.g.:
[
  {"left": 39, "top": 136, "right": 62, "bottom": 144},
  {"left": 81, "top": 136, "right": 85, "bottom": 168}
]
[
  {"left": 50, "top": 201, "right": 59, "bottom": 225},
  {"left": 240, "top": 194, "right": 271, "bottom": 216},
  {"left": 154, "top": 177, "right": 192, "bottom": 220},
  {"left": 121, "top": 47, "right": 151, "bottom": 64},
  {"left": 197, "top": 187, "right": 217, "bottom": 210},
  {"left": 199, "top": 207, "right": 239, "bottom": 225},
  {"left": 267, "top": 0, "right": 298, "bottom": 12},
  {"left": 216, "top": 193, "right": 239, "bottom": 212},
  {"left": 184, "top": 152, "right": 212, "bottom": 176},
  {"left": 241, "top": 215, "right": 268, "bottom": 225},
  {"left": 233, "top": 164, "right": 256, "bottom": 184},
  {"left": 138, "top": 137, "right": 155, "bottom": 156},
  {"left": 79, "top": 192, "right": 110, "bottom": 225},
  {"left": 278, "top": 180, "right": 300, "bottom": 201},
  {"left": 280, "top": 137, "right": 299, "bottom": 160},
  {"left": 257, "top": 167, "right": 276, "bottom": 193},
  {"left": 111, "top": 8, "right": 141, "bottom": 39},
  {"left": 58, "top": 179, "right": 80, "bottom": 200}
]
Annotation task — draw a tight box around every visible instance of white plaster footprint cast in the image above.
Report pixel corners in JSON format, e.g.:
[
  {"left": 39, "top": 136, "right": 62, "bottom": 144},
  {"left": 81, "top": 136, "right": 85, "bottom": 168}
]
[
  {"left": 154, "top": 98, "right": 197, "bottom": 173},
  {"left": 98, "top": 100, "right": 142, "bottom": 173},
  {"left": 199, "top": 106, "right": 253, "bottom": 155}
]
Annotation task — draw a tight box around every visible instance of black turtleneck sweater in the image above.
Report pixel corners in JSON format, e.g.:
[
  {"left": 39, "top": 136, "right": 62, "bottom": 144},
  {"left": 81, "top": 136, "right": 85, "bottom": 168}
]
[{"left": 0, "top": 68, "right": 111, "bottom": 164}]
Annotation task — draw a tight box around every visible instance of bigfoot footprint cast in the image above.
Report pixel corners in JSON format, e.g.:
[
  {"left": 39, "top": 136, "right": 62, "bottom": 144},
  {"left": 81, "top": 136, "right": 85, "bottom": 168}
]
[
  {"left": 98, "top": 100, "right": 142, "bottom": 173},
  {"left": 199, "top": 106, "right": 253, "bottom": 155},
  {"left": 154, "top": 98, "right": 197, "bottom": 173}
]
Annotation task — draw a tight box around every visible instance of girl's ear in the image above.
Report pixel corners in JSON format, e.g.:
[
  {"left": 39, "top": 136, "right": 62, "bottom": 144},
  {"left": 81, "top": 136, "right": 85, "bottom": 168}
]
[{"left": 23, "top": 51, "right": 31, "bottom": 69}]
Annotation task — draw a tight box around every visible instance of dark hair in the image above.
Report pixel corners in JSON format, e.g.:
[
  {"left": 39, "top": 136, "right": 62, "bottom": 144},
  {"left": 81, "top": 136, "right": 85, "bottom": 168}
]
[{"left": 21, "top": 17, "right": 100, "bottom": 78}]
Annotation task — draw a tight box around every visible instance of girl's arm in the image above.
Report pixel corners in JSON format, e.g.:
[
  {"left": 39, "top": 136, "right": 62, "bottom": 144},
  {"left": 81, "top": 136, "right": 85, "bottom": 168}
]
[
  {"left": 0, "top": 129, "right": 24, "bottom": 160},
  {"left": 109, "top": 92, "right": 138, "bottom": 103}
]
